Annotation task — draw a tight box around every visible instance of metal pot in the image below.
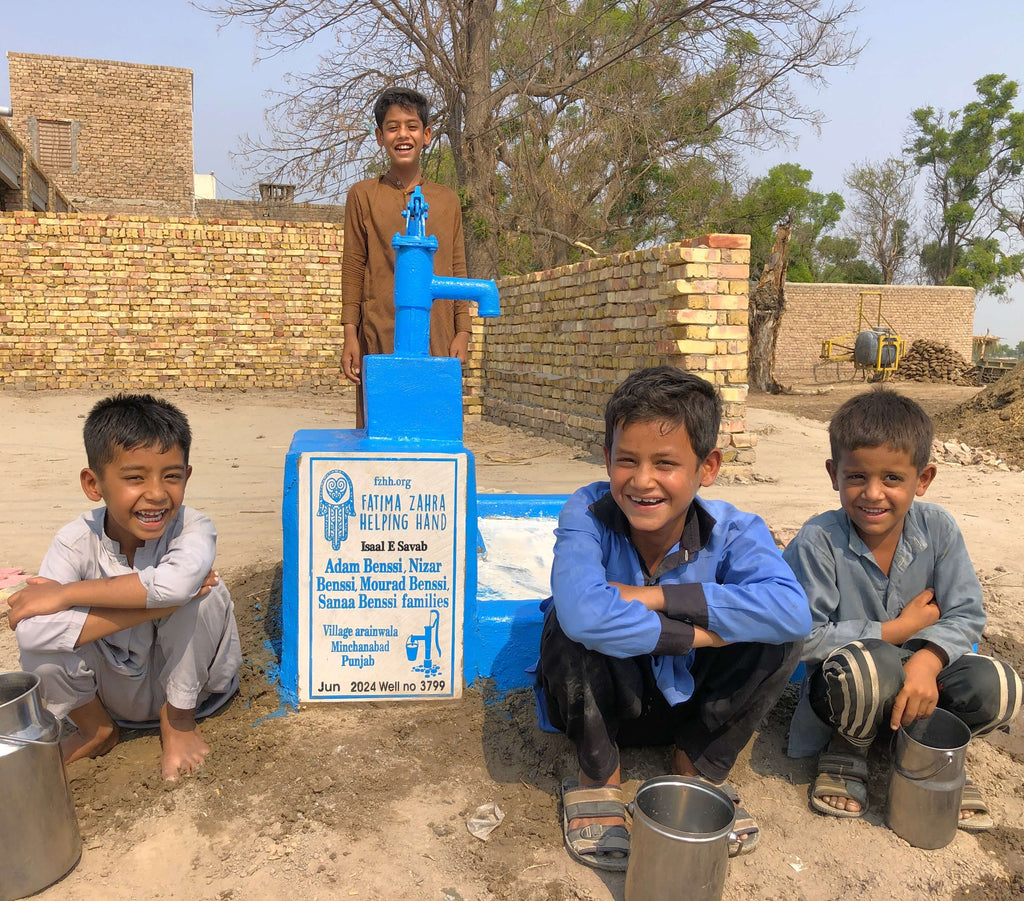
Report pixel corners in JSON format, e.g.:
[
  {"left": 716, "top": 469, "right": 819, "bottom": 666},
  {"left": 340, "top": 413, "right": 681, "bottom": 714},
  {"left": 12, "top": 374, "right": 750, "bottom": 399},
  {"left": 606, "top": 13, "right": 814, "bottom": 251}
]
[
  {"left": 625, "top": 776, "right": 735, "bottom": 901},
  {"left": 0, "top": 671, "right": 82, "bottom": 900},
  {"left": 887, "top": 707, "right": 970, "bottom": 849}
]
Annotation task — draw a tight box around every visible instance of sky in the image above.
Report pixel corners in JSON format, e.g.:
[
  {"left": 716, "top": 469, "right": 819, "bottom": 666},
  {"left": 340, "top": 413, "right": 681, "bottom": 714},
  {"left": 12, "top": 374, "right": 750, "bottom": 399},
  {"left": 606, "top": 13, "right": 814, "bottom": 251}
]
[{"left": 2, "top": 0, "right": 1022, "bottom": 344}]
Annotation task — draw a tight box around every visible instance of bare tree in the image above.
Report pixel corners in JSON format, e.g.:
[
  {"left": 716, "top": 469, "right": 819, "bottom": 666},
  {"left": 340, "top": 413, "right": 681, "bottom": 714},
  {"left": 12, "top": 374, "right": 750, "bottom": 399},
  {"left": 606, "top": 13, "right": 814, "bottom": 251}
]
[
  {"left": 843, "top": 157, "right": 916, "bottom": 284},
  {"left": 206, "top": 0, "right": 860, "bottom": 274}
]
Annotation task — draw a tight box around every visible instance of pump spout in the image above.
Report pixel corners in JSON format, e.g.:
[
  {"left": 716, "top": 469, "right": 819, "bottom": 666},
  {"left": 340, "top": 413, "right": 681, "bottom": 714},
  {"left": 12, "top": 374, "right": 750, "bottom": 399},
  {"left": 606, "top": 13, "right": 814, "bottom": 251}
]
[{"left": 431, "top": 276, "right": 500, "bottom": 318}]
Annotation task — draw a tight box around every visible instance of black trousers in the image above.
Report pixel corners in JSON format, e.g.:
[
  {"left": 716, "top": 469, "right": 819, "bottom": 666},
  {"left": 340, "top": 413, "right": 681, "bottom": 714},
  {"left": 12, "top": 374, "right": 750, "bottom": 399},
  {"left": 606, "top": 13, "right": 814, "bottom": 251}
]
[
  {"left": 810, "top": 638, "right": 1022, "bottom": 750},
  {"left": 538, "top": 609, "right": 802, "bottom": 784}
]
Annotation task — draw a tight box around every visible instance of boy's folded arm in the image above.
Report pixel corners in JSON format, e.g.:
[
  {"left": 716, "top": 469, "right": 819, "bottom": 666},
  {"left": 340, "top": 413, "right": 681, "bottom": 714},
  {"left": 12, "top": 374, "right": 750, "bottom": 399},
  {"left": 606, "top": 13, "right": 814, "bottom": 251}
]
[
  {"left": 784, "top": 526, "right": 881, "bottom": 664},
  {"left": 550, "top": 507, "right": 664, "bottom": 658},
  {"left": 136, "top": 511, "right": 219, "bottom": 608},
  {"left": 75, "top": 605, "right": 176, "bottom": 647},
  {"left": 903, "top": 551, "right": 985, "bottom": 664},
  {"left": 701, "top": 519, "right": 812, "bottom": 644}
]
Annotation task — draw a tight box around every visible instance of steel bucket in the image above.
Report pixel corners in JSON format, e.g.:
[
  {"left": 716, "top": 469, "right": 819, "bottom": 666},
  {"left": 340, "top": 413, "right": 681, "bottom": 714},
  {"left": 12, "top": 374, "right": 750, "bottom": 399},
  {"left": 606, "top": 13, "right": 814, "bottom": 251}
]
[
  {"left": 0, "top": 671, "right": 82, "bottom": 900},
  {"left": 887, "top": 707, "right": 970, "bottom": 849},
  {"left": 625, "top": 776, "right": 736, "bottom": 901}
]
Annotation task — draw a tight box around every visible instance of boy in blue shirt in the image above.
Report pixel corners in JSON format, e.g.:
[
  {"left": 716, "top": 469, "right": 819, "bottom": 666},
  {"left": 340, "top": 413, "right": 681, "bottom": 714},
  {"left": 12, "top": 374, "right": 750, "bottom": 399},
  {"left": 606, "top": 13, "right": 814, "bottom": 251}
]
[
  {"left": 536, "top": 366, "right": 811, "bottom": 871},
  {"left": 784, "top": 388, "right": 1020, "bottom": 828}
]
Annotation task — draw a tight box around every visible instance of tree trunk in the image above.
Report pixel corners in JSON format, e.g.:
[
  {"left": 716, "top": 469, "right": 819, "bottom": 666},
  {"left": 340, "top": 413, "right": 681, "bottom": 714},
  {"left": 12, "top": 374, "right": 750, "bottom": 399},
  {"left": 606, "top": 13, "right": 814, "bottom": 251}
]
[
  {"left": 747, "top": 213, "right": 793, "bottom": 393},
  {"left": 460, "top": 0, "right": 499, "bottom": 278}
]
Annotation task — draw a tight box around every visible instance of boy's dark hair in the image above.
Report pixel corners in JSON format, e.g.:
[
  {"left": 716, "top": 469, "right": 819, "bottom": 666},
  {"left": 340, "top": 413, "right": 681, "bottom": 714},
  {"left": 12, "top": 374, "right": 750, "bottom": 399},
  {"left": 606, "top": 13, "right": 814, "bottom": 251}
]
[
  {"left": 828, "top": 388, "right": 934, "bottom": 472},
  {"left": 84, "top": 393, "right": 192, "bottom": 472},
  {"left": 373, "top": 87, "right": 430, "bottom": 129},
  {"left": 604, "top": 366, "right": 722, "bottom": 460}
]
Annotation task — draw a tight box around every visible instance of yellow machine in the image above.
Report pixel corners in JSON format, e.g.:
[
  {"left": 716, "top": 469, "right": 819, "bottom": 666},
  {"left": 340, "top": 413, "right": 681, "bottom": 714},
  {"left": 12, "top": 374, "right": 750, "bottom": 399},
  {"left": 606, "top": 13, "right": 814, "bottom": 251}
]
[{"left": 820, "top": 290, "right": 905, "bottom": 378}]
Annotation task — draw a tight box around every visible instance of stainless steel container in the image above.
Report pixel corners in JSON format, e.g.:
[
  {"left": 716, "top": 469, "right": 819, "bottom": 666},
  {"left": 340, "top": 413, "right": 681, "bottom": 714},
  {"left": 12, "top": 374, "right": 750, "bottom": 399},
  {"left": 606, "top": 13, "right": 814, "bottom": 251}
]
[
  {"left": 887, "top": 707, "right": 970, "bottom": 849},
  {"left": 0, "top": 671, "right": 82, "bottom": 900},
  {"left": 625, "top": 776, "right": 736, "bottom": 901}
]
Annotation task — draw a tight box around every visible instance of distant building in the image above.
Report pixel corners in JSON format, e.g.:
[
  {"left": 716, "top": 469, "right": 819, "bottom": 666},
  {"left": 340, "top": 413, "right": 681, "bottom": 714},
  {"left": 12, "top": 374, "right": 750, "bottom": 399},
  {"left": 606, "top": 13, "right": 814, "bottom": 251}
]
[
  {"left": 5, "top": 51, "right": 344, "bottom": 223},
  {"left": 7, "top": 52, "right": 194, "bottom": 216}
]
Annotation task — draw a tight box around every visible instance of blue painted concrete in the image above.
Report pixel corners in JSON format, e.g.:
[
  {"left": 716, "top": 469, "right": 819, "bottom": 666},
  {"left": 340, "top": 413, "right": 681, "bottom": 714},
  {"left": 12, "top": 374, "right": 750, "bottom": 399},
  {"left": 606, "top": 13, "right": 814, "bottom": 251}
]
[
  {"left": 466, "top": 494, "right": 570, "bottom": 692},
  {"left": 281, "top": 187, "right": 503, "bottom": 705}
]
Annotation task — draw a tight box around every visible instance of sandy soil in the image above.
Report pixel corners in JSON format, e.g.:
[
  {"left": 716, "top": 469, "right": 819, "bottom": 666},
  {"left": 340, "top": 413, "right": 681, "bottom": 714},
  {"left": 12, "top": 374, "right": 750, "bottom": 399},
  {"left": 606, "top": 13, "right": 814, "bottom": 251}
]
[{"left": 1, "top": 383, "right": 1022, "bottom": 901}]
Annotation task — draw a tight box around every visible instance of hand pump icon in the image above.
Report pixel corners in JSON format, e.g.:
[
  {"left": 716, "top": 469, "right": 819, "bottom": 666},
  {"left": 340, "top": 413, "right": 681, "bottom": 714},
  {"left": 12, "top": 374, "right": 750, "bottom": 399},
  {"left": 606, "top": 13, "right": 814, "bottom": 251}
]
[{"left": 407, "top": 610, "right": 442, "bottom": 677}]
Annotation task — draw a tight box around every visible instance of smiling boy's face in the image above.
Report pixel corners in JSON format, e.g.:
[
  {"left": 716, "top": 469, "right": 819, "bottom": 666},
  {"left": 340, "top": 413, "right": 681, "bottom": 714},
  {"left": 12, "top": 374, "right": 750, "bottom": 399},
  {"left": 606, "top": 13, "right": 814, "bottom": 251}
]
[
  {"left": 604, "top": 418, "right": 721, "bottom": 564},
  {"left": 826, "top": 444, "right": 936, "bottom": 551},
  {"left": 81, "top": 443, "right": 191, "bottom": 558},
  {"left": 375, "top": 103, "right": 431, "bottom": 175}
]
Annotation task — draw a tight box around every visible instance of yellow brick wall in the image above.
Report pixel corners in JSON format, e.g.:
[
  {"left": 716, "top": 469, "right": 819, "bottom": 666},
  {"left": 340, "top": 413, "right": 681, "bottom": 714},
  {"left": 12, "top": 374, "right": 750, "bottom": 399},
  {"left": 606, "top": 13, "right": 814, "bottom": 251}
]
[
  {"left": 479, "top": 234, "right": 754, "bottom": 459},
  {"left": 777, "top": 284, "right": 975, "bottom": 383},
  {"left": 0, "top": 215, "right": 753, "bottom": 458},
  {"left": 0, "top": 213, "right": 345, "bottom": 390}
]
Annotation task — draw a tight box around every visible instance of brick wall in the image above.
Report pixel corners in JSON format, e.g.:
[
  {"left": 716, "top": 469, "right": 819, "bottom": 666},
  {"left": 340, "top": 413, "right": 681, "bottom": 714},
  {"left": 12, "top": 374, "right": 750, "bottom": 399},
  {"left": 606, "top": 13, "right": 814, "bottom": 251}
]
[
  {"left": 196, "top": 198, "right": 346, "bottom": 224},
  {"left": 0, "top": 214, "right": 754, "bottom": 457},
  {"left": 776, "top": 284, "right": 975, "bottom": 383},
  {"left": 7, "top": 53, "right": 194, "bottom": 217},
  {"left": 0, "top": 213, "right": 345, "bottom": 390},
  {"left": 480, "top": 235, "right": 754, "bottom": 459}
]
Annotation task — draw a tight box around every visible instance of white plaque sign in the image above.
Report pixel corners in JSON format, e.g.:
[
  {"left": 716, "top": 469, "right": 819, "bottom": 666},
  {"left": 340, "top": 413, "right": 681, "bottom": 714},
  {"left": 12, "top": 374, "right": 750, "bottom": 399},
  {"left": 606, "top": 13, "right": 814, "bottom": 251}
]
[{"left": 296, "top": 452, "right": 467, "bottom": 702}]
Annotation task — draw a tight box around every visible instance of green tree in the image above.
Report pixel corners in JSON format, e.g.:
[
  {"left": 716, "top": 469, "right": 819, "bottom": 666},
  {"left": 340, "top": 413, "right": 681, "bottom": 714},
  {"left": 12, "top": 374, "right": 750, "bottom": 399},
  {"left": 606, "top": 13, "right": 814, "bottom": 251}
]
[
  {"left": 722, "top": 163, "right": 844, "bottom": 280},
  {"left": 207, "top": 0, "right": 860, "bottom": 274},
  {"left": 908, "top": 73, "right": 1024, "bottom": 294},
  {"left": 815, "top": 235, "right": 882, "bottom": 283}
]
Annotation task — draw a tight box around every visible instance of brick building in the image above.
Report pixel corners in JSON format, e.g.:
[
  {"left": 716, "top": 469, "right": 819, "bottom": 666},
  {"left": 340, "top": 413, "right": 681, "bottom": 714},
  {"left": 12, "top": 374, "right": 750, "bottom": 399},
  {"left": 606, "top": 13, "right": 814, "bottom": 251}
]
[{"left": 6, "top": 52, "right": 194, "bottom": 216}]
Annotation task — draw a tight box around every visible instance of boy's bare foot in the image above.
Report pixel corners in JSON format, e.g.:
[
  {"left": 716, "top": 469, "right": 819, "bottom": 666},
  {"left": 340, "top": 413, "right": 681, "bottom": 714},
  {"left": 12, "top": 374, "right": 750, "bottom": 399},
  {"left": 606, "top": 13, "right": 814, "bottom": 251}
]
[
  {"left": 159, "top": 703, "right": 210, "bottom": 782},
  {"left": 813, "top": 736, "right": 869, "bottom": 816},
  {"left": 61, "top": 696, "right": 119, "bottom": 764},
  {"left": 671, "top": 747, "right": 700, "bottom": 777}
]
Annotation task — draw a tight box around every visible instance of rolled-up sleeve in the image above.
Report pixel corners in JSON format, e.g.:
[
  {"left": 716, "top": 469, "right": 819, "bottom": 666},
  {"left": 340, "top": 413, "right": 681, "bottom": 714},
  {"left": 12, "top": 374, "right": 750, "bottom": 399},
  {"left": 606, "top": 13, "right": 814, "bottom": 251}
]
[{"left": 137, "top": 512, "right": 217, "bottom": 608}]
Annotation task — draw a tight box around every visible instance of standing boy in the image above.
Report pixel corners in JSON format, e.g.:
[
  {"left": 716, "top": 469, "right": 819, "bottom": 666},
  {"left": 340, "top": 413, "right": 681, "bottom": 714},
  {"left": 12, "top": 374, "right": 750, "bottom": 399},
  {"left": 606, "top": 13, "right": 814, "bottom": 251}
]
[
  {"left": 784, "top": 388, "right": 1020, "bottom": 828},
  {"left": 8, "top": 394, "right": 241, "bottom": 781},
  {"left": 341, "top": 86, "right": 472, "bottom": 427},
  {"left": 537, "top": 366, "right": 810, "bottom": 871}
]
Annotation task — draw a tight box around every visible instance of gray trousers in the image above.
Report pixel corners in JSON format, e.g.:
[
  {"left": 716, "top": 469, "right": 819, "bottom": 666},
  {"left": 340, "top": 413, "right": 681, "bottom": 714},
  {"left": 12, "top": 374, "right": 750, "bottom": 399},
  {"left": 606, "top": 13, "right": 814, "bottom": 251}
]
[{"left": 20, "top": 584, "right": 241, "bottom": 725}]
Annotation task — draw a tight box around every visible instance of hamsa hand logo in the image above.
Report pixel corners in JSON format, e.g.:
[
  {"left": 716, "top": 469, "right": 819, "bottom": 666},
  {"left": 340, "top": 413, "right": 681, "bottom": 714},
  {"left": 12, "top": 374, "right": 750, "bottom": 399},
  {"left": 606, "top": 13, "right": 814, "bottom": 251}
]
[{"left": 318, "top": 469, "right": 355, "bottom": 550}]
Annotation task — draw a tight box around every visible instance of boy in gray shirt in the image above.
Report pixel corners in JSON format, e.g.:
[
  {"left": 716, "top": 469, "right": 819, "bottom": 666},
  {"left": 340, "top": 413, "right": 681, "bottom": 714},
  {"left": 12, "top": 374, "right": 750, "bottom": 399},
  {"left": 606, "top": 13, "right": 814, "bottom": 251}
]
[
  {"left": 8, "top": 394, "right": 240, "bottom": 781},
  {"left": 784, "top": 388, "right": 1020, "bottom": 830}
]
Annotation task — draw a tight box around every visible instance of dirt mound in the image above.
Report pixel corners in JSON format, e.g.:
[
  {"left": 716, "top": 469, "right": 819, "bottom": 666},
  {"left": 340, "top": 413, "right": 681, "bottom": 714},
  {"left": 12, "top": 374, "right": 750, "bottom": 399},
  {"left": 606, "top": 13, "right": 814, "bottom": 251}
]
[
  {"left": 896, "top": 339, "right": 978, "bottom": 385},
  {"left": 934, "top": 360, "right": 1024, "bottom": 469}
]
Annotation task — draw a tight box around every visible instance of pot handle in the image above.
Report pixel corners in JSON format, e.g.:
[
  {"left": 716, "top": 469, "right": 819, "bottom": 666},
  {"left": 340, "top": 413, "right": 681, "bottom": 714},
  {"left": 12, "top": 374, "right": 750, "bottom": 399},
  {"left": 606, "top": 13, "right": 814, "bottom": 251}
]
[{"left": 896, "top": 750, "right": 956, "bottom": 781}]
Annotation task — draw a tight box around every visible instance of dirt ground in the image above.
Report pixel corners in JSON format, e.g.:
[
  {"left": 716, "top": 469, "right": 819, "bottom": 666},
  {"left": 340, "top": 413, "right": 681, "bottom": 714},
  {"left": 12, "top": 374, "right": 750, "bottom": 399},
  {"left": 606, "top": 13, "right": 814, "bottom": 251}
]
[{"left": 1, "top": 381, "right": 1023, "bottom": 901}]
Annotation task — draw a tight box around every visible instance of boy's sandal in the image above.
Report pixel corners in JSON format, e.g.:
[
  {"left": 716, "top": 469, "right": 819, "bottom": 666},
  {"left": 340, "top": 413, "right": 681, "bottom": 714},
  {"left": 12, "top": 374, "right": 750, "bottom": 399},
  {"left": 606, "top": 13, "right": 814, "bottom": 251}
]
[
  {"left": 560, "top": 778, "right": 630, "bottom": 872},
  {"left": 811, "top": 751, "right": 869, "bottom": 819},
  {"left": 701, "top": 780, "right": 760, "bottom": 856},
  {"left": 958, "top": 779, "right": 995, "bottom": 833}
]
